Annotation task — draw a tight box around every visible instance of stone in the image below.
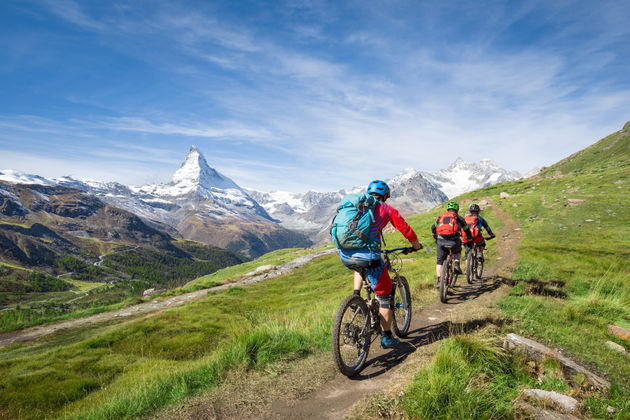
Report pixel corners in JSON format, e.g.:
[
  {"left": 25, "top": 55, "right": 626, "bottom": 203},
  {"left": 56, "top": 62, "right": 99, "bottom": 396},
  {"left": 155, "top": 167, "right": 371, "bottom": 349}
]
[
  {"left": 607, "top": 325, "right": 630, "bottom": 342},
  {"left": 565, "top": 199, "right": 584, "bottom": 206},
  {"left": 504, "top": 334, "right": 610, "bottom": 391},
  {"left": 517, "top": 401, "right": 580, "bottom": 419},
  {"left": 605, "top": 340, "right": 628, "bottom": 355},
  {"left": 500, "top": 192, "right": 510, "bottom": 199},
  {"left": 523, "top": 389, "right": 581, "bottom": 414},
  {"left": 255, "top": 264, "right": 276, "bottom": 273}
]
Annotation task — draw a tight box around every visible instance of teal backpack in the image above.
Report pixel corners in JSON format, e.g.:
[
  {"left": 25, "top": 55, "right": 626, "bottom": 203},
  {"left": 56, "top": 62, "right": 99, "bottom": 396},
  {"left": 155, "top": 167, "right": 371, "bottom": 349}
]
[{"left": 330, "top": 193, "right": 380, "bottom": 251}]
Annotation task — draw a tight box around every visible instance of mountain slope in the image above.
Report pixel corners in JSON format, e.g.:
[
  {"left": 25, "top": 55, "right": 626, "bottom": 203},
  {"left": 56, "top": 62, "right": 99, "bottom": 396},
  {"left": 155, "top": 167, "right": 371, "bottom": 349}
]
[
  {"left": 422, "top": 157, "right": 522, "bottom": 198},
  {"left": 247, "top": 158, "right": 518, "bottom": 241},
  {"left": 0, "top": 180, "right": 245, "bottom": 332},
  {"left": 1, "top": 147, "right": 312, "bottom": 258},
  {"left": 0, "top": 123, "right": 628, "bottom": 419}
]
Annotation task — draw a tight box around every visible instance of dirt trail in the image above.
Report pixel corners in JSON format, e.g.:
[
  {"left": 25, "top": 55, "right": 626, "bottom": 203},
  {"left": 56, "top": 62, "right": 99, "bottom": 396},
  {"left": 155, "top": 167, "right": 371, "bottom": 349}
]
[
  {"left": 264, "top": 201, "right": 522, "bottom": 419},
  {"left": 0, "top": 249, "right": 336, "bottom": 348},
  {"left": 160, "top": 200, "right": 522, "bottom": 420}
]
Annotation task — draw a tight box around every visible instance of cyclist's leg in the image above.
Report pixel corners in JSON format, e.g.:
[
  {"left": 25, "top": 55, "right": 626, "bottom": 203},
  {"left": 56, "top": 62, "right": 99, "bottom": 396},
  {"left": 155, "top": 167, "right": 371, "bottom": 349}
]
[
  {"left": 353, "top": 270, "right": 363, "bottom": 294},
  {"left": 477, "top": 239, "right": 486, "bottom": 261},
  {"left": 451, "top": 239, "right": 463, "bottom": 274},
  {"left": 370, "top": 262, "right": 400, "bottom": 347}
]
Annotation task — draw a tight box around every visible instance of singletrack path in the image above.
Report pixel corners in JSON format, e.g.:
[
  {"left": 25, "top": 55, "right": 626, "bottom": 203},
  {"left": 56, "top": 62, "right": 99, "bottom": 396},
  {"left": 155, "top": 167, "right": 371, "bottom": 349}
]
[
  {"left": 0, "top": 249, "right": 336, "bottom": 348},
  {"left": 163, "top": 199, "right": 522, "bottom": 420},
  {"left": 265, "top": 201, "right": 522, "bottom": 419}
]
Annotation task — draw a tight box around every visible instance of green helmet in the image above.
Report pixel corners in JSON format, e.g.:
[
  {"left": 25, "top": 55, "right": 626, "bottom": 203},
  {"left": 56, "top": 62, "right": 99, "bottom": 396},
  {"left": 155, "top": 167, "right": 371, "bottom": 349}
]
[{"left": 446, "top": 201, "right": 459, "bottom": 211}]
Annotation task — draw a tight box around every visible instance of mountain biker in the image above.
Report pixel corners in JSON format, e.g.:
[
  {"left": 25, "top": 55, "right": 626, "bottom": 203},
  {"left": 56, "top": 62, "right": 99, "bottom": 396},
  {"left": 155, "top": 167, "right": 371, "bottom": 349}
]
[
  {"left": 339, "top": 180, "right": 422, "bottom": 349},
  {"left": 463, "top": 203, "right": 496, "bottom": 260},
  {"left": 431, "top": 201, "right": 472, "bottom": 288}
]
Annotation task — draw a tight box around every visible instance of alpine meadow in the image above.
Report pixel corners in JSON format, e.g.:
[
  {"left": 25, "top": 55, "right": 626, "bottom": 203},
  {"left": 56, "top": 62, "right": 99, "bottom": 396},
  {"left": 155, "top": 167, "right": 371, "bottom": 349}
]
[{"left": 0, "top": 122, "right": 628, "bottom": 419}]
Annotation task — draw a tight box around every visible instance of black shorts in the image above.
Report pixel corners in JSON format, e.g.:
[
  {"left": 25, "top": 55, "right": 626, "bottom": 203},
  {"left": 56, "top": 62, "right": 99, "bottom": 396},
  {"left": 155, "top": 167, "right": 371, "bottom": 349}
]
[{"left": 436, "top": 237, "right": 462, "bottom": 264}]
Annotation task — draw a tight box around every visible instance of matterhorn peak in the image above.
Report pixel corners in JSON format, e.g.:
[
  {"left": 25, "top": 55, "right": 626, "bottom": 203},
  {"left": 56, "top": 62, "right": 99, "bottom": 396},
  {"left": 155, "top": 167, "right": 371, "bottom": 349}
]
[{"left": 172, "top": 146, "right": 239, "bottom": 191}]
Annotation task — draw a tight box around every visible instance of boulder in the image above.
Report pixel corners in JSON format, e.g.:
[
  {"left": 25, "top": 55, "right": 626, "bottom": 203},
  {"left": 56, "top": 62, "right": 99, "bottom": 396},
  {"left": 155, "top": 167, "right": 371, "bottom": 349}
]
[
  {"left": 504, "top": 334, "right": 610, "bottom": 391},
  {"left": 607, "top": 325, "right": 630, "bottom": 342},
  {"left": 605, "top": 340, "right": 628, "bottom": 355},
  {"left": 523, "top": 389, "right": 581, "bottom": 414},
  {"left": 255, "top": 264, "right": 276, "bottom": 274},
  {"left": 518, "top": 401, "right": 580, "bottom": 419},
  {"left": 500, "top": 192, "right": 510, "bottom": 199}
]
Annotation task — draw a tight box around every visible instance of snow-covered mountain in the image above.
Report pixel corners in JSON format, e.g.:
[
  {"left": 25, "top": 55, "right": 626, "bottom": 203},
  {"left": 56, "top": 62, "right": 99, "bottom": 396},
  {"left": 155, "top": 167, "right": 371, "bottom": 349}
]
[
  {"left": 0, "top": 152, "right": 521, "bottom": 251},
  {"left": 246, "top": 157, "right": 520, "bottom": 242},
  {"left": 422, "top": 158, "right": 521, "bottom": 199},
  {"left": 0, "top": 147, "right": 309, "bottom": 258},
  {"left": 246, "top": 168, "right": 448, "bottom": 243}
]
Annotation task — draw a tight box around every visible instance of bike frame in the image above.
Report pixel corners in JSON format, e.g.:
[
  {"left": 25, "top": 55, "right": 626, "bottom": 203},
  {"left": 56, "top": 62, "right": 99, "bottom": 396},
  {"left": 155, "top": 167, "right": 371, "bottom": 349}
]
[{"left": 360, "top": 247, "right": 413, "bottom": 331}]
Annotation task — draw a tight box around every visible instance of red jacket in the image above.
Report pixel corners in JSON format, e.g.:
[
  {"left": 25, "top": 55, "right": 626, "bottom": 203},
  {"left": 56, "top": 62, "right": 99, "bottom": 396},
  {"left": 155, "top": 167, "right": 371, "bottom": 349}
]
[{"left": 368, "top": 201, "right": 418, "bottom": 246}]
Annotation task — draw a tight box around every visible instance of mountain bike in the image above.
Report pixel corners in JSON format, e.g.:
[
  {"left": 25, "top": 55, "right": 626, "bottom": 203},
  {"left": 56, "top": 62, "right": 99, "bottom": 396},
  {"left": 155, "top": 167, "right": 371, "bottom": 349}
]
[
  {"left": 439, "top": 244, "right": 458, "bottom": 303},
  {"left": 331, "top": 246, "right": 420, "bottom": 377},
  {"left": 465, "top": 237, "right": 494, "bottom": 284}
]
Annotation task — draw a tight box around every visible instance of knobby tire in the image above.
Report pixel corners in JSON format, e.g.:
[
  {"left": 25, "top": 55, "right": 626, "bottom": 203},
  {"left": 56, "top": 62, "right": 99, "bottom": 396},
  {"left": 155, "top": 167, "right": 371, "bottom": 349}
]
[
  {"left": 476, "top": 249, "right": 484, "bottom": 280},
  {"left": 331, "top": 294, "right": 371, "bottom": 377},
  {"left": 466, "top": 249, "right": 474, "bottom": 284},
  {"left": 392, "top": 275, "right": 412, "bottom": 337},
  {"left": 440, "top": 255, "right": 450, "bottom": 303}
]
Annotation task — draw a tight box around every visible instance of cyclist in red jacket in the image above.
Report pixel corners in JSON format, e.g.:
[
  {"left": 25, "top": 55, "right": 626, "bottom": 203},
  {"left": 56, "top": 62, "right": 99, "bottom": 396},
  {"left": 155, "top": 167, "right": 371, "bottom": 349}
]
[
  {"left": 462, "top": 203, "right": 496, "bottom": 260},
  {"left": 431, "top": 201, "right": 472, "bottom": 288},
  {"left": 339, "top": 180, "right": 421, "bottom": 348}
]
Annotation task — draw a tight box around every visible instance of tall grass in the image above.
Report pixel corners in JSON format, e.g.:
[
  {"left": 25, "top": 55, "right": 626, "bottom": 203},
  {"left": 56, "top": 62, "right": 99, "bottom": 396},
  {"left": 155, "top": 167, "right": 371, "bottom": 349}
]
[{"left": 402, "top": 335, "right": 526, "bottom": 419}]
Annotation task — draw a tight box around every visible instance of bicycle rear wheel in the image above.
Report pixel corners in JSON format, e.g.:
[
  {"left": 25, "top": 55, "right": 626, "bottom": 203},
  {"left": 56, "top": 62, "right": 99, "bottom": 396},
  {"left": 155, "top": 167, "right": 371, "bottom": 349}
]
[
  {"left": 466, "top": 249, "right": 474, "bottom": 284},
  {"left": 331, "top": 295, "right": 371, "bottom": 376},
  {"left": 440, "top": 256, "right": 450, "bottom": 303},
  {"left": 392, "top": 276, "right": 412, "bottom": 337}
]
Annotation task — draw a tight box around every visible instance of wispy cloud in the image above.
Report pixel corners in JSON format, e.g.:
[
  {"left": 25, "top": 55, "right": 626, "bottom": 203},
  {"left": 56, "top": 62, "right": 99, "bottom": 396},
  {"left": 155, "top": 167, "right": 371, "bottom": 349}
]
[
  {"left": 42, "top": 0, "right": 106, "bottom": 31},
  {"left": 2, "top": 1, "right": 629, "bottom": 191}
]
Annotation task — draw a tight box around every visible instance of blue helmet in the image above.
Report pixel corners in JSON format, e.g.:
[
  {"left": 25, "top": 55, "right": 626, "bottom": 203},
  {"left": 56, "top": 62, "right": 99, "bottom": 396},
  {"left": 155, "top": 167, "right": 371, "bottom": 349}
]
[{"left": 367, "top": 180, "right": 390, "bottom": 198}]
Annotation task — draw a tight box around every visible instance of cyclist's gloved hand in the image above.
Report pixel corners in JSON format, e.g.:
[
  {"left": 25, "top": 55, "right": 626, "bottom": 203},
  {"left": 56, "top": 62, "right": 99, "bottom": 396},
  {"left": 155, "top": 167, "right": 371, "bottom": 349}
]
[{"left": 412, "top": 241, "right": 422, "bottom": 251}]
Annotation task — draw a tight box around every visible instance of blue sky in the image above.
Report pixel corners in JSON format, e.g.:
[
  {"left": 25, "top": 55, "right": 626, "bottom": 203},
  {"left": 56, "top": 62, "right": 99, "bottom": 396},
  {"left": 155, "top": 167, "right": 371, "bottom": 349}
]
[{"left": 1, "top": 0, "right": 629, "bottom": 192}]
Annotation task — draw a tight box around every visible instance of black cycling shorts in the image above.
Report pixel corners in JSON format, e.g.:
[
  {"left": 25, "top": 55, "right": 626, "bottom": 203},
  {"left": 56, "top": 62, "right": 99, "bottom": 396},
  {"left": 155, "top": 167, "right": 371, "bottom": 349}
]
[{"left": 436, "top": 237, "right": 462, "bottom": 264}]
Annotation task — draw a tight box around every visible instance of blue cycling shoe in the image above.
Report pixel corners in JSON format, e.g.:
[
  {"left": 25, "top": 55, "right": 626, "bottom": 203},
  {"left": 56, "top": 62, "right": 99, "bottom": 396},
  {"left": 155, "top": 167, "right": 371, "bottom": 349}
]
[{"left": 381, "top": 335, "right": 400, "bottom": 349}]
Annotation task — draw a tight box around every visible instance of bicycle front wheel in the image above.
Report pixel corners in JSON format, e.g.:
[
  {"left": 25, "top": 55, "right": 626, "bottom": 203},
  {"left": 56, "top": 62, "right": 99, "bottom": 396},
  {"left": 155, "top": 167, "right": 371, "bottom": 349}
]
[
  {"left": 392, "top": 276, "right": 412, "bottom": 337},
  {"left": 476, "top": 250, "right": 484, "bottom": 280},
  {"left": 440, "top": 257, "right": 450, "bottom": 303},
  {"left": 331, "top": 295, "right": 371, "bottom": 376}
]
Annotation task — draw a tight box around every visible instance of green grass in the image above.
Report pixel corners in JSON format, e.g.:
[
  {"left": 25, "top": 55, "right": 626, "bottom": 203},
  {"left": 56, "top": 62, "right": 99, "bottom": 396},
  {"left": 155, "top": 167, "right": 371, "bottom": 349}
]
[
  {"left": 401, "top": 335, "right": 527, "bottom": 419},
  {"left": 0, "top": 207, "right": 456, "bottom": 419},
  {"left": 2, "top": 126, "right": 628, "bottom": 419}
]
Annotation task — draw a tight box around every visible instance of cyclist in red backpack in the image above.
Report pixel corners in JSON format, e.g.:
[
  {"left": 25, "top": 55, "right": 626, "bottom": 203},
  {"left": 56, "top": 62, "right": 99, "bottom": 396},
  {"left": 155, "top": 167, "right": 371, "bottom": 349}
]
[
  {"left": 462, "top": 203, "right": 496, "bottom": 260},
  {"left": 431, "top": 201, "right": 472, "bottom": 287},
  {"left": 339, "top": 180, "right": 422, "bottom": 349}
]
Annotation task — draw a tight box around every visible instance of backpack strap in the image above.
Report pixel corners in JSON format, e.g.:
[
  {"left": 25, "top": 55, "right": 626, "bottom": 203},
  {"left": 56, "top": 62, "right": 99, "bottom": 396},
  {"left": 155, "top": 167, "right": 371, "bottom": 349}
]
[{"left": 347, "top": 206, "right": 377, "bottom": 246}]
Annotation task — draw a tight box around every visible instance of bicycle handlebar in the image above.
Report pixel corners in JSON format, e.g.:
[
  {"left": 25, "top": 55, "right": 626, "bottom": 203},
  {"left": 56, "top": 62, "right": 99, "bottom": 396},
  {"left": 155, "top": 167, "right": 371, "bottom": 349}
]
[{"left": 382, "top": 244, "right": 423, "bottom": 255}]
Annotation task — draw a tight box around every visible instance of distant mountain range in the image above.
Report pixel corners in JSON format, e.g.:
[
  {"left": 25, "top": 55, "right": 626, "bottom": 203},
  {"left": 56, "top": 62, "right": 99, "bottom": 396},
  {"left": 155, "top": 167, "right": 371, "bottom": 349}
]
[
  {"left": 245, "top": 158, "right": 523, "bottom": 242},
  {"left": 0, "top": 148, "right": 525, "bottom": 252}
]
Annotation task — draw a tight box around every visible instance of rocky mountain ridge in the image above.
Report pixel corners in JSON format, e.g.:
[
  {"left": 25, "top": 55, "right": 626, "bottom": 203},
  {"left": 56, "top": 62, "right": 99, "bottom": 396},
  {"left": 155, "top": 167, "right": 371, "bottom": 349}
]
[
  {"left": 1, "top": 150, "right": 521, "bottom": 250},
  {"left": 246, "top": 158, "right": 521, "bottom": 242}
]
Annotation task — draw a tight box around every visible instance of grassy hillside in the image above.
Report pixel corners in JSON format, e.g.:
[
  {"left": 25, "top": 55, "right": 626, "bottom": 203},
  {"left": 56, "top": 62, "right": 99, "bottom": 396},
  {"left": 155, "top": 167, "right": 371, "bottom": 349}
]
[
  {"left": 1, "top": 123, "right": 627, "bottom": 419},
  {"left": 0, "top": 198, "right": 502, "bottom": 419},
  {"left": 372, "top": 123, "right": 630, "bottom": 419},
  {"left": 0, "top": 238, "right": 244, "bottom": 333}
]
